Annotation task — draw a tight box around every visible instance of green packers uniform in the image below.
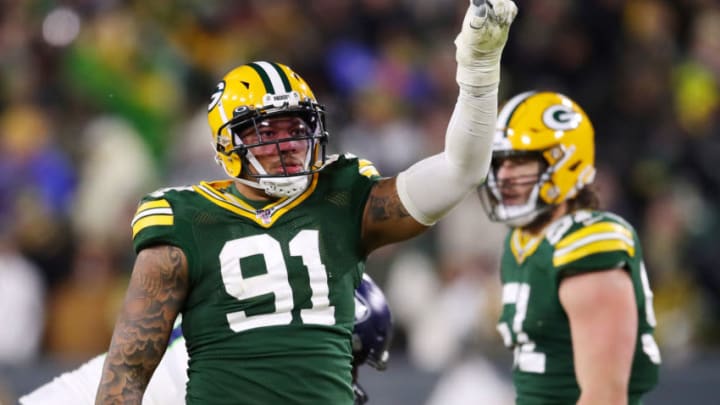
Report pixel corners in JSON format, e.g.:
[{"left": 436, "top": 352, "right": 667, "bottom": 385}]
[
  {"left": 497, "top": 210, "right": 661, "bottom": 405},
  {"left": 131, "top": 154, "right": 380, "bottom": 405}
]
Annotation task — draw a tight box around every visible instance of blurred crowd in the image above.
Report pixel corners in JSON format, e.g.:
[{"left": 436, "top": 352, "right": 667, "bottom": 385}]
[{"left": 1, "top": 0, "right": 719, "bottom": 402}]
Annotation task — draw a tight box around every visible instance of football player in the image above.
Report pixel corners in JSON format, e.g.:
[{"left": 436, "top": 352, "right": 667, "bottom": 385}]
[
  {"left": 20, "top": 275, "right": 392, "bottom": 405},
  {"left": 95, "top": 1, "right": 517, "bottom": 403},
  {"left": 479, "top": 91, "right": 661, "bottom": 404}
]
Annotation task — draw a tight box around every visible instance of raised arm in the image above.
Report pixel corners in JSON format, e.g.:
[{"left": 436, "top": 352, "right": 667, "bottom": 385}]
[
  {"left": 361, "top": 0, "right": 518, "bottom": 252},
  {"left": 95, "top": 245, "right": 188, "bottom": 404}
]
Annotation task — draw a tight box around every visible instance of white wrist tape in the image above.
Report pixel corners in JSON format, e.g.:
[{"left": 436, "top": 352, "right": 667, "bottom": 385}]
[
  {"left": 397, "top": 86, "right": 498, "bottom": 225},
  {"left": 455, "top": 0, "right": 517, "bottom": 90}
]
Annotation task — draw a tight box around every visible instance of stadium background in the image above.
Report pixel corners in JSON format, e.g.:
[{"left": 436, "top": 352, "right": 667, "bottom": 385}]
[{"left": 1, "top": 0, "right": 719, "bottom": 403}]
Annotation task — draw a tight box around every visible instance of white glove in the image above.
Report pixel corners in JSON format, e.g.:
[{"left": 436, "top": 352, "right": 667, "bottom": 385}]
[{"left": 455, "top": 0, "right": 518, "bottom": 90}]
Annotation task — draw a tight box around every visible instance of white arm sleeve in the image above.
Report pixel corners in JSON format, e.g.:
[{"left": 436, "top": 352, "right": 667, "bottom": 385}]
[
  {"left": 397, "top": 86, "right": 497, "bottom": 225},
  {"left": 19, "top": 355, "right": 106, "bottom": 405},
  {"left": 396, "top": 0, "right": 517, "bottom": 226},
  {"left": 20, "top": 319, "right": 188, "bottom": 405}
]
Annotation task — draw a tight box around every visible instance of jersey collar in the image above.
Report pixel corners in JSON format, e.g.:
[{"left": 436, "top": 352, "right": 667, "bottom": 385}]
[{"left": 193, "top": 174, "right": 319, "bottom": 228}]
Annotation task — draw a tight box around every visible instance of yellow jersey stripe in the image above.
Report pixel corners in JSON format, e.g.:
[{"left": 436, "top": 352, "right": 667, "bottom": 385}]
[
  {"left": 136, "top": 199, "right": 171, "bottom": 213},
  {"left": 555, "top": 232, "right": 634, "bottom": 258},
  {"left": 194, "top": 174, "right": 319, "bottom": 228},
  {"left": 132, "top": 214, "right": 174, "bottom": 238},
  {"left": 131, "top": 207, "right": 173, "bottom": 226},
  {"left": 197, "top": 180, "right": 294, "bottom": 213},
  {"left": 358, "top": 159, "right": 380, "bottom": 177},
  {"left": 553, "top": 239, "right": 635, "bottom": 267},
  {"left": 194, "top": 185, "right": 258, "bottom": 217},
  {"left": 509, "top": 229, "right": 543, "bottom": 264},
  {"left": 556, "top": 222, "right": 632, "bottom": 249},
  {"left": 199, "top": 180, "right": 260, "bottom": 212},
  {"left": 193, "top": 186, "right": 261, "bottom": 222}
]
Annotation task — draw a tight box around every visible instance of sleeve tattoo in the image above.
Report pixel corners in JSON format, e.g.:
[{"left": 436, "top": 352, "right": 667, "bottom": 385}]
[
  {"left": 367, "top": 180, "right": 412, "bottom": 222},
  {"left": 96, "top": 245, "right": 188, "bottom": 404}
]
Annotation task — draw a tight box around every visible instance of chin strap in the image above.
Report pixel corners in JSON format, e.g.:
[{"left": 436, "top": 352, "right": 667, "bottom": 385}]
[
  {"left": 235, "top": 176, "right": 310, "bottom": 198},
  {"left": 259, "top": 176, "right": 310, "bottom": 198}
]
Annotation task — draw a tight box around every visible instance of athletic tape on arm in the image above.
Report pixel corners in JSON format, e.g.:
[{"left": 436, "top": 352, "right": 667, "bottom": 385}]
[{"left": 397, "top": 86, "right": 497, "bottom": 225}]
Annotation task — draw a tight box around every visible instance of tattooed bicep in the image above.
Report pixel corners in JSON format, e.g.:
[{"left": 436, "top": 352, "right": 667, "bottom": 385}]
[
  {"left": 360, "top": 178, "right": 427, "bottom": 253},
  {"left": 96, "top": 245, "right": 188, "bottom": 403},
  {"left": 128, "top": 245, "right": 189, "bottom": 319},
  {"left": 365, "top": 178, "right": 412, "bottom": 223}
]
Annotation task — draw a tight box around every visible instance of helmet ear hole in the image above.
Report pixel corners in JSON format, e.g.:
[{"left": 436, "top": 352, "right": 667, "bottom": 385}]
[
  {"left": 568, "top": 161, "right": 581, "bottom": 171},
  {"left": 222, "top": 153, "right": 243, "bottom": 178}
]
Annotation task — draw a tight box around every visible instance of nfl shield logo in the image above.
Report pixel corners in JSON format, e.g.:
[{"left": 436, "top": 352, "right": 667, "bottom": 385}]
[{"left": 256, "top": 209, "right": 272, "bottom": 224}]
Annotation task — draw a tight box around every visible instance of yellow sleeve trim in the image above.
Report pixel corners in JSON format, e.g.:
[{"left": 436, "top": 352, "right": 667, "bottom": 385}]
[
  {"left": 358, "top": 159, "right": 380, "bottom": 178},
  {"left": 136, "top": 199, "right": 171, "bottom": 213},
  {"left": 553, "top": 239, "right": 635, "bottom": 267},
  {"left": 132, "top": 215, "right": 174, "bottom": 238},
  {"left": 556, "top": 222, "right": 632, "bottom": 249}
]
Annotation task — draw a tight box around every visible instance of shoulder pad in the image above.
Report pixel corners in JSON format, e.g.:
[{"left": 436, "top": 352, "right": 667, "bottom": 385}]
[
  {"left": 358, "top": 158, "right": 381, "bottom": 178},
  {"left": 131, "top": 197, "right": 174, "bottom": 239},
  {"left": 130, "top": 186, "right": 194, "bottom": 239},
  {"left": 322, "top": 154, "right": 381, "bottom": 178},
  {"left": 548, "top": 210, "right": 636, "bottom": 267}
]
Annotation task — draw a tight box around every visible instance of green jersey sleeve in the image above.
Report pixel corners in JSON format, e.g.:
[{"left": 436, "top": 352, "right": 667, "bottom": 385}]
[
  {"left": 551, "top": 211, "right": 638, "bottom": 278},
  {"left": 130, "top": 189, "right": 194, "bottom": 255}
]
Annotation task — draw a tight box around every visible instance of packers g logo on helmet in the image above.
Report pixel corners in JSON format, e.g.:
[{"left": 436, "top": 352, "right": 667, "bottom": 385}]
[
  {"left": 207, "top": 61, "right": 328, "bottom": 198},
  {"left": 479, "top": 91, "right": 596, "bottom": 226},
  {"left": 542, "top": 104, "right": 582, "bottom": 131}
]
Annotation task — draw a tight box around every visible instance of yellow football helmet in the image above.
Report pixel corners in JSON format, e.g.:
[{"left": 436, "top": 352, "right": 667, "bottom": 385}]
[
  {"left": 479, "top": 91, "right": 596, "bottom": 226},
  {"left": 207, "top": 61, "right": 328, "bottom": 197}
]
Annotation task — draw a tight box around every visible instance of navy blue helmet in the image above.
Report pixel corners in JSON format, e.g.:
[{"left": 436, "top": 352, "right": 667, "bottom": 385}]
[
  {"left": 353, "top": 273, "right": 393, "bottom": 370},
  {"left": 352, "top": 273, "right": 392, "bottom": 404}
]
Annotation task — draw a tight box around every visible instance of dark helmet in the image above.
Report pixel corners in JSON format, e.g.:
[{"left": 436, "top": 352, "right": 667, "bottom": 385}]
[{"left": 353, "top": 273, "right": 393, "bottom": 370}]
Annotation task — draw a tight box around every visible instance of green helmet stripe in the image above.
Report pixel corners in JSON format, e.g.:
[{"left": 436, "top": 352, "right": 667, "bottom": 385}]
[
  {"left": 268, "top": 62, "right": 292, "bottom": 92},
  {"left": 248, "top": 62, "right": 276, "bottom": 94},
  {"left": 498, "top": 90, "right": 536, "bottom": 135}
]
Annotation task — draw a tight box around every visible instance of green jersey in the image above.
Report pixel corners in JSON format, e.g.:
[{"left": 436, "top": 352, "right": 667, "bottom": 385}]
[
  {"left": 131, "top": 154, "right": 380, "bottom": 405},
  {"left": 497, "top": 210, "right": 660, "bottom": 405}
]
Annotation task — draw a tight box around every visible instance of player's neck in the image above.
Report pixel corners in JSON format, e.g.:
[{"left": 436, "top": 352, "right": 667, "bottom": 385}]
[
  {"left": 232, "top": 180, "right": 276, "bottom": 202},
  {"left": 520, "top": 202, "right": 569, "bottom": 236}
]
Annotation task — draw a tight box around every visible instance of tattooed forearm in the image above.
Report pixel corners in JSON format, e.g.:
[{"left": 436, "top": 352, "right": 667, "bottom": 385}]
[{"left": 96, "top": 245, "right": 188, "bottom": 405}]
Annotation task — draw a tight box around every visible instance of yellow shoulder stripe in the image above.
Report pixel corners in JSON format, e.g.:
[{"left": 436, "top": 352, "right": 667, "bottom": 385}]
[
  {"left": 554, "top": 239, "right": 635, "bottom": 267},
  {"left": 358, "top": 159, "right": 380, "bottom": 178},
  {"left": 131, "top": 199, "right": 174, "bottom": 238},
  {"left": 556, "top": 222, "right": 632, "bottom": 249},
  {"left": 136, "top": 199, "right": 171, "bottom": 212},
  {"left": 132, "top": 215, "right": 174, "bottom": 238}
]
